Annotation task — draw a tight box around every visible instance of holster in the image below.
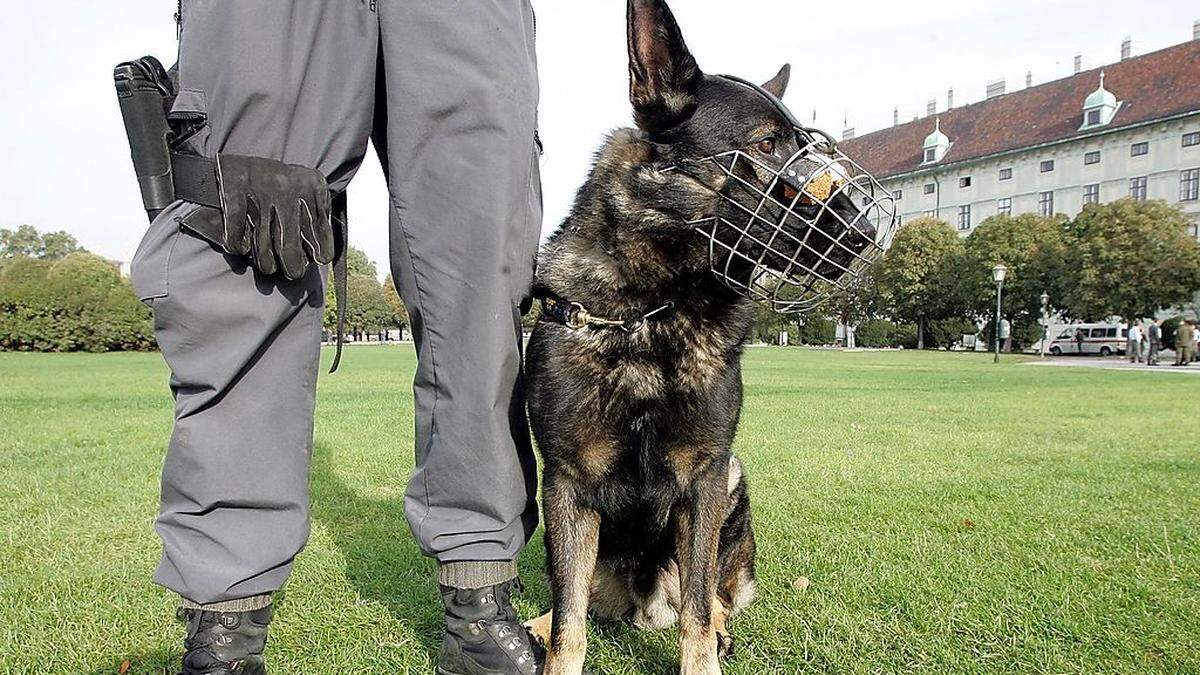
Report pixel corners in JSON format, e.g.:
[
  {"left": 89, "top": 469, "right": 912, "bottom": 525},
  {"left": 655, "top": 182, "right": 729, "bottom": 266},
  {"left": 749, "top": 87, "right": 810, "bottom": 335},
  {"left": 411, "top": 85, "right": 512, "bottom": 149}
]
[
  {"left": 114, "top": 55, "right": 350, "bottom": 371},
  {"left": 114, "top": 56, "right": 177, "bottom": 222}
]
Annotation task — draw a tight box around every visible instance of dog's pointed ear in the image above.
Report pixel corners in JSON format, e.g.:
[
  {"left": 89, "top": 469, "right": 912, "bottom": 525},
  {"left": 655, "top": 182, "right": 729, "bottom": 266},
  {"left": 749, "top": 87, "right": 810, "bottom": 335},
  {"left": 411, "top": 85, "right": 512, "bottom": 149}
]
[
  {"left": 627, "top": 0, "right": 704, "bottom": 132},
  {"left": 763, "top": 64, "right": 791, "bottom": 99}
]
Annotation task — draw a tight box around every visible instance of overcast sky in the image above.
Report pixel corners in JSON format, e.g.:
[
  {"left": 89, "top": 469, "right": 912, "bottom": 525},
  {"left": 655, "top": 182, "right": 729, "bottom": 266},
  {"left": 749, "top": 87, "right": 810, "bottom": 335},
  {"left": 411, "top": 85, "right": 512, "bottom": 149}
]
[{"left": 2, "top": 1, "right": 1196, "bottom": 273}]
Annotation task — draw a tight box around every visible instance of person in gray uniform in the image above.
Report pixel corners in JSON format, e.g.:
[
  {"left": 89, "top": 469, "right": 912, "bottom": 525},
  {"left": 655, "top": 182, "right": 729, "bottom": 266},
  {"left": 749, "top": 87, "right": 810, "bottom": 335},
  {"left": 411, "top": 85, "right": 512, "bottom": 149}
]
[{"left": 125, "top": 1, "right": 543, "bottom": 673}]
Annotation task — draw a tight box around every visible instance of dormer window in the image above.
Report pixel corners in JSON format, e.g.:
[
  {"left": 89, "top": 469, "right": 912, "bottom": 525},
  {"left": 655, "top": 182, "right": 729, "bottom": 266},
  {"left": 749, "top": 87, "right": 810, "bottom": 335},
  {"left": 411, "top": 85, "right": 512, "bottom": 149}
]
[
  {"left": 922, "top": 118, "right": 950, "bottom": 164},
  {"left": 1080, "top": 71, "right": 1120, "bottom": 130}
]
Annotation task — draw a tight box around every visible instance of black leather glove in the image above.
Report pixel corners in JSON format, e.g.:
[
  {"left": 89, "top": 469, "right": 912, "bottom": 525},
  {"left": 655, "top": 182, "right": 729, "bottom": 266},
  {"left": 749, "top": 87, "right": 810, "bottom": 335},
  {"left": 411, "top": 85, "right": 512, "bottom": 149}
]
[{"left": 180, "top": 154, "right": 335, "bottom": 280}]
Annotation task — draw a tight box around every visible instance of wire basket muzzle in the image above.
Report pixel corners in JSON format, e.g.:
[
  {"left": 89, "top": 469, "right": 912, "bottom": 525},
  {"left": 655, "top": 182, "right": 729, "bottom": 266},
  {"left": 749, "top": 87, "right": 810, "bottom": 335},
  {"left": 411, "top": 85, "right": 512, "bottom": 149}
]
[{"left": 688, "top": 136, "right": 897, "bottom": 314}]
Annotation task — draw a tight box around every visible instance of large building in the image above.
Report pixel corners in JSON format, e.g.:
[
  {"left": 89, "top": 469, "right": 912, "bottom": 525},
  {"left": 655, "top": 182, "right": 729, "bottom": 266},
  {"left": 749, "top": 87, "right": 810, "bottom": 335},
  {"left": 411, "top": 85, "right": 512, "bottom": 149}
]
[{"left": 841, "top": 27, "right": 1200, "bottom": 239}]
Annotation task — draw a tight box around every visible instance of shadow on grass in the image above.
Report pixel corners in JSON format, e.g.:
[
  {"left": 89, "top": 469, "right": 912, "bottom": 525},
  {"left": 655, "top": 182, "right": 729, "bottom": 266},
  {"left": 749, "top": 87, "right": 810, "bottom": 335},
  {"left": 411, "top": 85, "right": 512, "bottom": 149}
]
[
  {"left": 310, "top": 443, "right": 682, "bottom": 674},
  {"left": 310, "top": 442, "right": 445, "bottom": 664}
]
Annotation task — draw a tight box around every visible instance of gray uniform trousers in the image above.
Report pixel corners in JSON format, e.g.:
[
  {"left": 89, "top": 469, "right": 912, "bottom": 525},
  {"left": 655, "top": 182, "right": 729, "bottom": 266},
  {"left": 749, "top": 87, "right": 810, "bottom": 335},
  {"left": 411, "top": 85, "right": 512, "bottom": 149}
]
[{"left": 130, "top": 0, "right": 542, "bottom": 606}]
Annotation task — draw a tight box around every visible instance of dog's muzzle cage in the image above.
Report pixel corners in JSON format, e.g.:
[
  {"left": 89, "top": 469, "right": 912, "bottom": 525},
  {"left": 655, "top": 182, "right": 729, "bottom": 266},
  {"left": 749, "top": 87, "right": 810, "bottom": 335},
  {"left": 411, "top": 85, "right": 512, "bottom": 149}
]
[{"left": 670, "top": 77, "right": 898, "bottom": 314}]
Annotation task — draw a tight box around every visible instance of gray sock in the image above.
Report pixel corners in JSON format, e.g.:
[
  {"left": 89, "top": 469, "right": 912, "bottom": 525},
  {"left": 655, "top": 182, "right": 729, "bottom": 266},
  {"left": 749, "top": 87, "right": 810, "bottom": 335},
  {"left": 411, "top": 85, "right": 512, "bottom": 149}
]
[
  {"left": 179, "top": 593, "right": 273, "bottom": 613},
  {"left": 438, "top": 560, "right": 519, "bottom": 589}
]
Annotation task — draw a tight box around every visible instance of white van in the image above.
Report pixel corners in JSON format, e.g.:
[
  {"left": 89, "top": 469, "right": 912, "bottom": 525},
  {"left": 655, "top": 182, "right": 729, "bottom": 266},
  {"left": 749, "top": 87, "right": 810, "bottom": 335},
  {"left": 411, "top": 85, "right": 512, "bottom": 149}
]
[{"left": 1043, "top": 323, "right": 1128, "bottom": 356}]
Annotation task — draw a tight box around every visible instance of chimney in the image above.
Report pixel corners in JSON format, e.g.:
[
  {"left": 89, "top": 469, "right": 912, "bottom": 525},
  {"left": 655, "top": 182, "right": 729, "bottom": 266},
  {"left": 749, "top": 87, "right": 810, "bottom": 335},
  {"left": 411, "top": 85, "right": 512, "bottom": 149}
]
[
  {"left": 842, "top": 126, "right": 855, "bottom": 141},
  {"left": 1120, "top": 37, "right": 1131, "bottom": 60},
  {"left": 926, "top": 99, "right": 936, "bottom": 116},
  {"left": 893, "top": 106, "right": 899, "bottom": 126},
  {"left": 1193, "top": 19, "right": 1199, "bottom": 40},
  {"left": 947, "top": 88, "right": 954, "bottom": 110},
  {"left": 1074, "top": 53, "right": 1082, "bottom": 74},
  {"left": 1025, "top": 71, "right": 1032, "bottom": 88},
  {"left": 986, "top": 78, "right": 1006, "bottom": 99}
]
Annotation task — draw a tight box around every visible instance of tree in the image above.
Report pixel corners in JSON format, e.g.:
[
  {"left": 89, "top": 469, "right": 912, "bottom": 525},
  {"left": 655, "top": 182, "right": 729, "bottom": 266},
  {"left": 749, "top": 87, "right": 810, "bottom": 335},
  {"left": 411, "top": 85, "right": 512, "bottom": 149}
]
[
  {"left": 346, "top": 247, "right": 377, "bottom": 278},
  {"left": 0, "top": 225, "right": 43, "bottom": 258},
  {"left": 382, "top": 274, "right": 410, "bottom": 331},
  {"left": 963, "top": 213, "right": 1069, "bottom": 349},
  {"left": 752, "top": 304, "right": 799, "bottom": 343},
  {"left": 0, "top": 224, "right": 83, "bottom": 259},
  {"left": 40, "top": 231, "right": 84, "bottom": 260},
  {"left": 344, "top": 273, "right": 393, "bottom": 339},
  {"left": 324, "top": 245, "right": 383, "bottom": 332},
  {"left": 1062, "top": 199, "right": 1200, "bottom": 323},
  {"left": 827, "top": 267, "right": 884, "bottom": 332},
  {"left": 873, "top": 217, "right": 969, "bottom": 348}
]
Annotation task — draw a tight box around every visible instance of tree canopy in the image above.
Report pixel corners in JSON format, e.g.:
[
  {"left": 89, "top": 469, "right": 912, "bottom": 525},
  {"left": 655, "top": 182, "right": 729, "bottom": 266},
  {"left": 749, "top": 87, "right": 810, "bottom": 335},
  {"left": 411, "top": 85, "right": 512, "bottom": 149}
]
[
  {"left": 1, "top": 224, "right": 82, "bottom": 260},
  {"left": 1061, "top": 199, "right": 1200, "bottom": 322}
]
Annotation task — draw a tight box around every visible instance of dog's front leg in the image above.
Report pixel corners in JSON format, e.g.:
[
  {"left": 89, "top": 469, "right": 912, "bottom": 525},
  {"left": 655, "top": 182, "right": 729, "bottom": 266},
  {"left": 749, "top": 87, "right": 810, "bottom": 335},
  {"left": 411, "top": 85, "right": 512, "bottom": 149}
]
[
  {"left": 676, "top": 457, "right": 730, "bottom": 675},
  {"left": 544, "top": 474, "right": 600, "bottom": 675}
]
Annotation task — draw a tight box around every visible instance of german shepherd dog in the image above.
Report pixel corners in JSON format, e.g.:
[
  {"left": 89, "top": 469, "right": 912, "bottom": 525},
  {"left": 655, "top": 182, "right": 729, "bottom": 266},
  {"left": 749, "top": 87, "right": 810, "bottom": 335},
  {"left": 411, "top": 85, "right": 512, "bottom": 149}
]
[{"left": 524, "top": 1, "right": 880, "bottom": 673}]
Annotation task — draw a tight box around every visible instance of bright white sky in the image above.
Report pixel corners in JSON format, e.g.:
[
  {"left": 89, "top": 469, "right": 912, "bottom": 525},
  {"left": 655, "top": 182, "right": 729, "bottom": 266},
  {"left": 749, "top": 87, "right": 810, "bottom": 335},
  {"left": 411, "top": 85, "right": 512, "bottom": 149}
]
[{"left": 2, "top": 1, "right": 1196, "bottom": 273}]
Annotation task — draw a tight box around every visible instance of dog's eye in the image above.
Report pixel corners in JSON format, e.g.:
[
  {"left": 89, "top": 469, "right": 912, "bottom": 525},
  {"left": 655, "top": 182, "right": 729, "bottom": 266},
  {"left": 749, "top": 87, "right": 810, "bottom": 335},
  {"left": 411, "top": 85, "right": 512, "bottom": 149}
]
[{"left": 756, "top": 138, "right": 776, "bottom": 155}]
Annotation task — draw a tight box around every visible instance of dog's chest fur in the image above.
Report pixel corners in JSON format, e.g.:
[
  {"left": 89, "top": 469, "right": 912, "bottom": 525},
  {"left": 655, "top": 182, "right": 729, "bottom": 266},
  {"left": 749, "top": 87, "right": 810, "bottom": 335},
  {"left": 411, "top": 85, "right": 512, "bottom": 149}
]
[{"left": 527, "top": 129, "right": 755, "bottom": 517}]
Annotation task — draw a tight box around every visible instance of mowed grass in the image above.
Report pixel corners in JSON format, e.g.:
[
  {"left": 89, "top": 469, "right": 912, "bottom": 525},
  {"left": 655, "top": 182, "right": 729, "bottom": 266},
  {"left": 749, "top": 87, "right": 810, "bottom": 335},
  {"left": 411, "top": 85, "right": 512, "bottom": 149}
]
[{"left": 0, "top": 347, "right": 1197, "bottom": 674}]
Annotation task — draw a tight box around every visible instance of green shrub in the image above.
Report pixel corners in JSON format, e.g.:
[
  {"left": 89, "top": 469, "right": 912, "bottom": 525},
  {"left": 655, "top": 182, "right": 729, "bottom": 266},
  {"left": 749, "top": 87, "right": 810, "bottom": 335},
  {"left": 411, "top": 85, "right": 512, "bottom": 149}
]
[
  {"left": 855, "top": 319, "right": 895, "bottom": 348},
  {"left": 798, "top": 317, "right": 836, "bottom": 345},
  {"left": 0, "top": 254, "right": 154, "bottom": 352},
  {"left": 894, "top": 324, "right": 919, "bottom": 349}
]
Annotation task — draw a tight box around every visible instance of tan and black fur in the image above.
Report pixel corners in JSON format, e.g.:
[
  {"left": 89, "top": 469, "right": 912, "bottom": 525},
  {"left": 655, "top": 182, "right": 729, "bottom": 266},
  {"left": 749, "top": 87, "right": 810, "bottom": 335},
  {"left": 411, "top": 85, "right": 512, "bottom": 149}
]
[{"left": 526, "top": 1, "right": 868, "bottom": 673}]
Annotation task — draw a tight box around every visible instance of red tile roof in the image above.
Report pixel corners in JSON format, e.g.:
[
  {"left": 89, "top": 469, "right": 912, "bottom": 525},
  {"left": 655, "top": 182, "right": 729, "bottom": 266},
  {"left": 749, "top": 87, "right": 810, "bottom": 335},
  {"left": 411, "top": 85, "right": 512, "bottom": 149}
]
[{"left": 840, "top": 39, "right": 1200, "bottom": 179}]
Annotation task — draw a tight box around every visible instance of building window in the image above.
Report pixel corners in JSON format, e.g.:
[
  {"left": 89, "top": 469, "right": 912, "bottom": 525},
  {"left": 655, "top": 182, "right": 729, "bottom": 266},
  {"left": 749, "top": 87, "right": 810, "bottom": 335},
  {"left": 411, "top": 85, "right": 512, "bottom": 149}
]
[
  {"left": 924, "top": 148, "right": 936, "bottom": 162},
  {"left": 1084, "top": 151, "right": 1100, "bottom": 165},
  {"left": 924, "top": 183, "right": 935, "bottom": 195},
  {"left": 959, "top": 176, "right": 972, "bottom": 188},
  {"left": 1129, "top": 176, "right": 1147, "bottom": 200},
  {"left": 999, "top": 167, "right": 1012, "bottom": 181},
  {"left": 957, "top": 204, "right": 971, "bottom": 230},
  {"left": 1181, "top": 169, "right": 1200, "bottom": 202},
  {"left": 1130, "top": 141, "right": 1149, "bottom": 157},
  {"left": 997, "top": 198, "right": 1012, "bottom": 215},
  {"left": 894, "top": 189, "right": 903, "bottom": 200},
  {"left": 1038, "top": 191, "right": 1054, "bottom": 216},
  {"left": 1184, "top": 132, "right": 1200, "bottom": 148},
  {"left": 1040, "top": 160, "right": 1055, "bottom": 173},
  {"left": 1086, "top": 109, "right": 1101, "bottom": 126},
  {"left": 1083, "top": 183, "right": 1100, "bottom": 204}
]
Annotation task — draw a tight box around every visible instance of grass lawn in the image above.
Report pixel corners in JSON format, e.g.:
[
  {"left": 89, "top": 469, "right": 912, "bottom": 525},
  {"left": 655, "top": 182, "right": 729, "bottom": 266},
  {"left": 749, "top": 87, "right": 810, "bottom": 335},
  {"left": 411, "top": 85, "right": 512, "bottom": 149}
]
[{"left": 0, "top": 347, "right": 1197, "bottom": 674}]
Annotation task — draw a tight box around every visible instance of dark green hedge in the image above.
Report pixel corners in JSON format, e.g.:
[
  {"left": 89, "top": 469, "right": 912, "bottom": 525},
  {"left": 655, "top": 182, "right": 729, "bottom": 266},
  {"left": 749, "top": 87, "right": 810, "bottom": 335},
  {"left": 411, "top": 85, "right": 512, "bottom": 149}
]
[{"left": 0, "top": 254, "right": 155, "bottom": 352}]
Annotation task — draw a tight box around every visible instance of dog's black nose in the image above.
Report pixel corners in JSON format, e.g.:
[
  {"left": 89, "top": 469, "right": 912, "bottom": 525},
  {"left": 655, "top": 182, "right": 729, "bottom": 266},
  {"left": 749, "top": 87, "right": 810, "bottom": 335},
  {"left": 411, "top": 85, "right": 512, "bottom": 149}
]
[{"left": 828, "top": 194, "right": 876, "bottom": 251}]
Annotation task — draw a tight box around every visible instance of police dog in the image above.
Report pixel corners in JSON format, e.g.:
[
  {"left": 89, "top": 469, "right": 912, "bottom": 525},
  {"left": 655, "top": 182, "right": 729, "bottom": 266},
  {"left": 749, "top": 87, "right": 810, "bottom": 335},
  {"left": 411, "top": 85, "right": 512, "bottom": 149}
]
[{"left": 524, "top": 1, "right": 877, "bottom": 673}]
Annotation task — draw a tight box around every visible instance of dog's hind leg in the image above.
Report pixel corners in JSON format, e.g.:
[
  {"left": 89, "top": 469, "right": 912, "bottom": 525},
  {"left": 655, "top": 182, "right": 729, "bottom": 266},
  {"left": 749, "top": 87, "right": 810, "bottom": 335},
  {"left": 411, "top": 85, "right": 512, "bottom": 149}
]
[{"left": 543, "top": 475, "right": 600, "bottom": 675}]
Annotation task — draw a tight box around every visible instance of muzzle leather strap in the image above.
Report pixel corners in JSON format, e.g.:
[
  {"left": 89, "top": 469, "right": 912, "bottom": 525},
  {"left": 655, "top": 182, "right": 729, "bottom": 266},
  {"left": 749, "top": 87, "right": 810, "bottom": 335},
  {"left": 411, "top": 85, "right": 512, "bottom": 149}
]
[{"left": 534, "top": 288, "right": 673, "bottom": 333}]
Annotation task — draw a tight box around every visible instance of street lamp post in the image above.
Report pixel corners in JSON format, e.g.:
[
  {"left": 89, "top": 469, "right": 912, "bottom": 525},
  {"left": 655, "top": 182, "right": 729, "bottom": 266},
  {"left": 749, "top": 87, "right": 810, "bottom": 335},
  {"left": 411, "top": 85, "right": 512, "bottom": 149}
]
[
  {"left": 1039, "top": 291, "right": 1050, "bottom": 358},
  {"left": 992, "top": 264, "right": 1008, "bottom": 363}
]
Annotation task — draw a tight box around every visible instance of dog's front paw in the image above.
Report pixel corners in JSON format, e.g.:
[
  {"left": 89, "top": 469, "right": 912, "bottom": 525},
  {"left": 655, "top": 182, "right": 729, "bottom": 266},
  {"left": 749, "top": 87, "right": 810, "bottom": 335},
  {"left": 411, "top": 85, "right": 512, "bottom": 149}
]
[
  {"left": 524, "top": 611, "right": 553, "bottom": 647},
  {"left": 716, "top": 631, "right": 735, "bottom": 659}
]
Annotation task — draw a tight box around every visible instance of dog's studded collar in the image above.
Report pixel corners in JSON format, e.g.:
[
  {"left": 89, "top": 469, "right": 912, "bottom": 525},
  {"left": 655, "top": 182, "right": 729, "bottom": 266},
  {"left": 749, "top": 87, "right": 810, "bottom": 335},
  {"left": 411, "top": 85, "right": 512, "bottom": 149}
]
[{"left": 534, "top": 289, "right": 674, "bottom": 333}]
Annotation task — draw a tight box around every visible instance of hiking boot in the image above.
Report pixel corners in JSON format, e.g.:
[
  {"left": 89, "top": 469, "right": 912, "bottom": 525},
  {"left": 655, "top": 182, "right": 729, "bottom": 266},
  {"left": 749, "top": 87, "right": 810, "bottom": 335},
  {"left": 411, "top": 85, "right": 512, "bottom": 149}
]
[
  {"left": 177, "top": 605, "right": 272, "bottom": 675},
  {"left": 437, "top": 579, "right": 544, "bottom": 675}
]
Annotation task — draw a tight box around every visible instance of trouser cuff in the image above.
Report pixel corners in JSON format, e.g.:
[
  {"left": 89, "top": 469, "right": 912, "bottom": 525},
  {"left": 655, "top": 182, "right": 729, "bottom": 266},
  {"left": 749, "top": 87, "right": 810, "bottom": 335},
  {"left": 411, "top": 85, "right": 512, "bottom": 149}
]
[
  {"left": 179, "top": 593, "right": 273, "bottom": 613},
  {"left": 437, "top": 560, "right": 519, "bottom": 589}
]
